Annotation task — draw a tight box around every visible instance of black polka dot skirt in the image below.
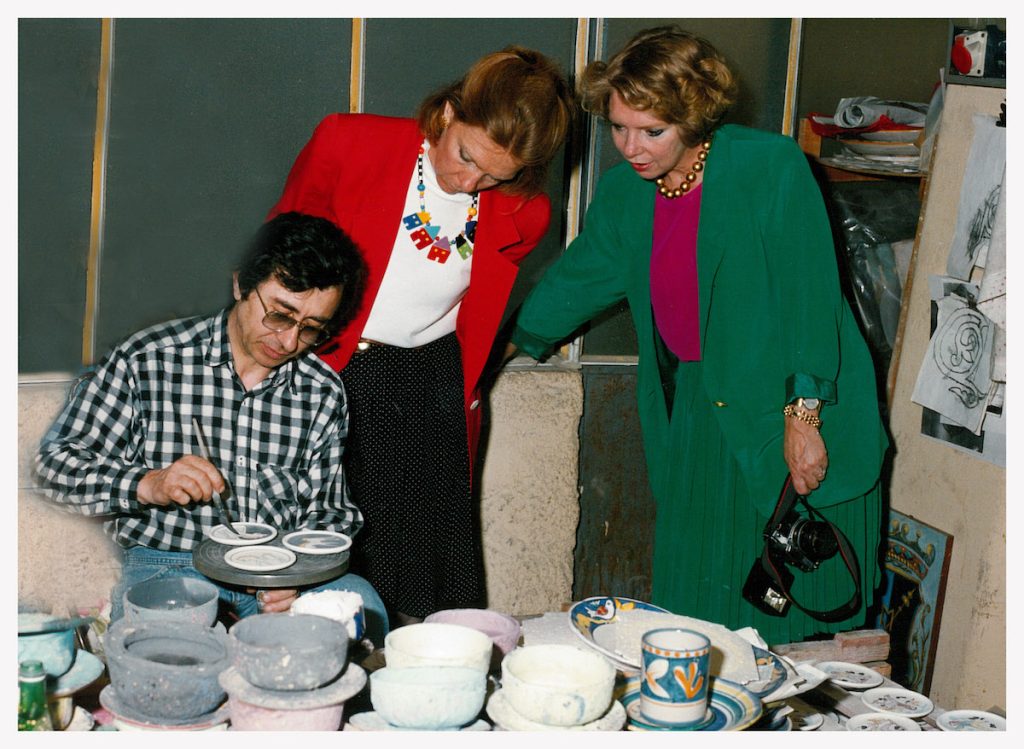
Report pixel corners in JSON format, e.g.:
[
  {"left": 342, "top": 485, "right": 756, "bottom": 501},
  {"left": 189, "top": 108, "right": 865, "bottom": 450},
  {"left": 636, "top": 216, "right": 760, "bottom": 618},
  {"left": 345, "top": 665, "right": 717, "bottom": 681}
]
[{"left": 339, "top": 333, "right": 486, "bottom": 618}]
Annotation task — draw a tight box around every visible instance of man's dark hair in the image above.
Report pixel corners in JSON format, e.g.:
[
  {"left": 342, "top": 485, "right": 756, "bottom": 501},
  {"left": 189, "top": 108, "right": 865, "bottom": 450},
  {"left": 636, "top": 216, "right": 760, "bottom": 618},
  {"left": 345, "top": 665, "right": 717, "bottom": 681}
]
[{"left": 236, "top": 212, "right": 367, "bottom": 335}]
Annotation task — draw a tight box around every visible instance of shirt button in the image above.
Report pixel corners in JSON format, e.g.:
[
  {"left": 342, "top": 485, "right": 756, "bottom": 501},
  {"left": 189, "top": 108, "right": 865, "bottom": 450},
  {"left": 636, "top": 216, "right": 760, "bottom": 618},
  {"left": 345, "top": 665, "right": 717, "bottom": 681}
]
[
  {"left": 236, "top": 457, "right": 245, "bottom": 466},
  {"left": 713, "top": 401, "right": 728, "bottom": 408},
  {"left": 469, "top": 399, "right": 480, "bottom": 410}
]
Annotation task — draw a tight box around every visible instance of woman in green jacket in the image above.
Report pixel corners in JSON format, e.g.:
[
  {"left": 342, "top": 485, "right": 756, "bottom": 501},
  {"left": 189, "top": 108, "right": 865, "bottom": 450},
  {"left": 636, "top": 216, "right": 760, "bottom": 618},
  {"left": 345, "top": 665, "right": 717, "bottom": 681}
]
[{"left": 511, "top": 26, "right": 889, "bottom": 644}]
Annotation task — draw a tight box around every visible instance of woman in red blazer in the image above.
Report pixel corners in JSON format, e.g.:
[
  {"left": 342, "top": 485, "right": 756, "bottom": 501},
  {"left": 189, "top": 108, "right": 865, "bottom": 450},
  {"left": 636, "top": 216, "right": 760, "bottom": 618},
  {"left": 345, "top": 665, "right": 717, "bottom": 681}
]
[{"left": 269, "top": 47, "right": 573, "bottom": 626}]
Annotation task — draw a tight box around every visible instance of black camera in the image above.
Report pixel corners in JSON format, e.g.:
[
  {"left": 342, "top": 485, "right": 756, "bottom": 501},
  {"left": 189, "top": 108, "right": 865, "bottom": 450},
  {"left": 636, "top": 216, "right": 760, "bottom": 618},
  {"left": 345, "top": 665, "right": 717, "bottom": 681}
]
[
  {"left": 742, "top": 509, "right": 839, "bottom": 617},
  {"left": 765, "top": 510, "right": 838, "bottom": 572}
]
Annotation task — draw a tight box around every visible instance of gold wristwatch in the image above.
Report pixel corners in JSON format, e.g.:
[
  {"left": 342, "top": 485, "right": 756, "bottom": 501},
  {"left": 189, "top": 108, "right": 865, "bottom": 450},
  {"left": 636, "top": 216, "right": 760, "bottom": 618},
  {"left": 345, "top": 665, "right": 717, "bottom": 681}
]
[{"left": 783, "top": 397, "right": 822, "bottom": 429}]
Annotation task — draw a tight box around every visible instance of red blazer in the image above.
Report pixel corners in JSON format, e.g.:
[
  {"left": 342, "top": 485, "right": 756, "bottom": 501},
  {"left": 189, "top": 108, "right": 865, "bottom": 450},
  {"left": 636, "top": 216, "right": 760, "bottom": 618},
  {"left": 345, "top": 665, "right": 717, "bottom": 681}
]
[{"left": 268, "top": 113, "right": 551, "bottom": 471}]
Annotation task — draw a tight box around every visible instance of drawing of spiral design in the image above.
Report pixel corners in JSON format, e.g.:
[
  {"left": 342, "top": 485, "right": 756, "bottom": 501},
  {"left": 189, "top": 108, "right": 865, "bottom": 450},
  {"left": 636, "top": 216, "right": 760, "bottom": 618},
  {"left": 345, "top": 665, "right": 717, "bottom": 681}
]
[{"left": 932, "top": 307, "right": 988, "bottom": 408}]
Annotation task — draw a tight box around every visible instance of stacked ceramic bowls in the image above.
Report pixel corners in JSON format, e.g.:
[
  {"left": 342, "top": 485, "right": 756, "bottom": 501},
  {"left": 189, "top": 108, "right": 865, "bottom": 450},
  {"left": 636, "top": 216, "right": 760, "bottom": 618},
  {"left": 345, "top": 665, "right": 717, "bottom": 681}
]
[
  {"left": 219, "top": 613, "right": 366, "bottom": 730},
  {"left": 486, "top": 644, "right": 625, "bottom": 731},
  {"left": 352, "top": 622, "right": 494, "bottom": 731},
  {"left": 424, "top": 608, "right": 522, "bottom": 668},
  {"left": 103, "top": 618, "right": 233, "bottom": 727}
]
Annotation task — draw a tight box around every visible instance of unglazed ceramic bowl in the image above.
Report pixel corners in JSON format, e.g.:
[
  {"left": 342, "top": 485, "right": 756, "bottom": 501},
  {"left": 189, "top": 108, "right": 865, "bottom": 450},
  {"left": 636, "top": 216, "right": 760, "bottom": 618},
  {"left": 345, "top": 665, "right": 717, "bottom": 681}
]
[
  {"left": 424, "top": 608, "right": 522, "bottom": 655},
  {"left": 104, "top": 619, "right": 231, "bottom": 720},
  {"left": 384, "top": 622, "right": 493, "bottom": 674},
  {"left": 229, "top": 613, "right": 349, "bottom": 691},
  {"left": 227, "top": 696, "right": 345, "bottom": 731},
  {"left": 500, "top": 644, "right": 615, "bottom": 727},
  {"left": 370, "top": 666, "right": 487, "bottom": 729},
  {"left": 123, "top": 575, "right": 220, "bottom": 628},
  {"left": 18, "top": 614, "right": 77, "bottom": 678}
]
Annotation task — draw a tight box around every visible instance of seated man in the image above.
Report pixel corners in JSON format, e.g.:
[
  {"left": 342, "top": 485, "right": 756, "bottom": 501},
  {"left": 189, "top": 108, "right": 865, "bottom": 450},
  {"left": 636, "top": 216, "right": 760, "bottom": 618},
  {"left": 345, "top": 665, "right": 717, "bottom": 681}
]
[{"left": 34, "top": 211, "right": 389, "bottom": 646}]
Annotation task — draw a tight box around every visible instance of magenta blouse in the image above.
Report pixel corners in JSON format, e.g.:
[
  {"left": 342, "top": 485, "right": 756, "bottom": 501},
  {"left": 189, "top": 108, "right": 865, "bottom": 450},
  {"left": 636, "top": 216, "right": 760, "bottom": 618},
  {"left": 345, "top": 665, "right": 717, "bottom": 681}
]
[{"left": 650, "top": 184, "right": 702, "bottom": 361}]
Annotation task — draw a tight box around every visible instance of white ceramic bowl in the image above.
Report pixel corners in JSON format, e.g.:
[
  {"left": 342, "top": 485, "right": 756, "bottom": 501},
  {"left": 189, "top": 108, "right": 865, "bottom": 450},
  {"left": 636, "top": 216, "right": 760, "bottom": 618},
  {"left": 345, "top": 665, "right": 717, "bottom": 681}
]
[
  {"left": 370, "top": 666, "right": 487, "bottom": 729},
  {"left": 384, "top": 623, "right": 493, "bottom": 674},
  {"left": 500, "top": 644, "right": 615, "bottom": 726},
  {"left": 424, "top": 608, "right": 521, "bottom": 655}
]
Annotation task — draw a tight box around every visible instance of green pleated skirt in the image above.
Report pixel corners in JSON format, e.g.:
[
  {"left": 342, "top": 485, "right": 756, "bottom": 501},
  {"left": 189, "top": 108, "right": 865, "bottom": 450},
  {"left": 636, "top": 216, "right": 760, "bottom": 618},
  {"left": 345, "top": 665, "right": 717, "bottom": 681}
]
[{"left": 649, "top": 359, "right": 883, "bottom": 645}]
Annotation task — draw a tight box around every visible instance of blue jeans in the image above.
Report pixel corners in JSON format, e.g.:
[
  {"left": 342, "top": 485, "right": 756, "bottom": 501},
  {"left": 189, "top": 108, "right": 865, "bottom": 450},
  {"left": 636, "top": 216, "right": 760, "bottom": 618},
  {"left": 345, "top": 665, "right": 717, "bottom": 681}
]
[{"left": 110, "top": 546, "right": 389, "bottom": 647}]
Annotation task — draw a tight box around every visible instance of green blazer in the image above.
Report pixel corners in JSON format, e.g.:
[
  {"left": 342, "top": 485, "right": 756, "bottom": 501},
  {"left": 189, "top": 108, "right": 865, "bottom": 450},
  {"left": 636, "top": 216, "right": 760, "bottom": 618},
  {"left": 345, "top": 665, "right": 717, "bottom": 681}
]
[{"left": 514, "top": 125, "right": 888, "bottom": 514}]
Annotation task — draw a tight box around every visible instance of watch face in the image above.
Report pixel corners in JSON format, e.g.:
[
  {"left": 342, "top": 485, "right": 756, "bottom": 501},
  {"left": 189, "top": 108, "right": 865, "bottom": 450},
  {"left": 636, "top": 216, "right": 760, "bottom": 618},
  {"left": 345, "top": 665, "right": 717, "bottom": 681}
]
[{"left": 798, "top": 398, "right": 820, "bottom": 410}]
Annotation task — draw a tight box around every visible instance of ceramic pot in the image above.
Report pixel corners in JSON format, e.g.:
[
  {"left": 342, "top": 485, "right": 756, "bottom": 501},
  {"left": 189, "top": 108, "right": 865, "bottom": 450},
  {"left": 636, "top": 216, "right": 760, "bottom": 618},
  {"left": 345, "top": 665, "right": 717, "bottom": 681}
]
[
  {"left": 227, "top": 697, "right": 345, "bottom": 731},
  {"left": 104, "top": 619, "right": 231, "bottom": 720},
  {"left": 18, "top": 614, "right": 77, "bottom": 678},
  {"left": 424, "top": 608, "right": 522, "bottom": 655},
  {"left": 500, "top": 644, "right": 615, "bottom": 727},
  {"left": 123, "top": 575, "right": 219, "bottom": 628},
  {"left": 384, "top": 622, "right": 493, "bottom": 674},
  {"left": 229, "top": 613, "right": 349, "bottom": 691},
  {"left": 370, "top": 666, "right": 486, "bottom": 729}
]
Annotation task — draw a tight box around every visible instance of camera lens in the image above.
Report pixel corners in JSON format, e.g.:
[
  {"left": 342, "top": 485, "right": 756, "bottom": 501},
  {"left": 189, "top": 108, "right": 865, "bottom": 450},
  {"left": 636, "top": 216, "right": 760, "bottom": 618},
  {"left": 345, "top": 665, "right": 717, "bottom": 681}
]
[{"left": 793, "top": 520, "right": 838, "bottom": 561}]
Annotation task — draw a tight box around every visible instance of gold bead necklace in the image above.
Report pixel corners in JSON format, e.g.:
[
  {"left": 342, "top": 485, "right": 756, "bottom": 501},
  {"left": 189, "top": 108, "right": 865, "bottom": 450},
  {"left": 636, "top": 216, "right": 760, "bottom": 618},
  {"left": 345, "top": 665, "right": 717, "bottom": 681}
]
[{"left": 656, "top": 140, "right": 712, "bottom": 199}]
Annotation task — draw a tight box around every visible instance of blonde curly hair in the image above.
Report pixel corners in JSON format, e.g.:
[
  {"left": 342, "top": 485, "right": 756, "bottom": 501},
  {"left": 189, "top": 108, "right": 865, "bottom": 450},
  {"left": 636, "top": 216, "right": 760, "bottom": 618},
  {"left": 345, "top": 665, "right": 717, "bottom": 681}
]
[{"left": 581, "top": 26, "right": 737, "bottom": 147}]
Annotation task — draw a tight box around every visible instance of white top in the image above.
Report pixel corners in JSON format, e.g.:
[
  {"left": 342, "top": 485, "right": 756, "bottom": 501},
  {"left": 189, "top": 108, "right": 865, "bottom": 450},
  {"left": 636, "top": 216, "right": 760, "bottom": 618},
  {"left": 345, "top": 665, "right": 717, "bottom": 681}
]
[{"left": 361, "top": 140, "right": 475, "bottom": 347}]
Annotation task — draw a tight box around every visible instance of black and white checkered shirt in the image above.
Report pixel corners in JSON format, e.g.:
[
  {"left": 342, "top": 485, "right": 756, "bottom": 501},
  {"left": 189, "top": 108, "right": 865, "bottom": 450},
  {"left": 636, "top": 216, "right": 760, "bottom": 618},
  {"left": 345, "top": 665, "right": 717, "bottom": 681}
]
[{"left": 34, "top": 310, "right": 362, "bottom": 552}]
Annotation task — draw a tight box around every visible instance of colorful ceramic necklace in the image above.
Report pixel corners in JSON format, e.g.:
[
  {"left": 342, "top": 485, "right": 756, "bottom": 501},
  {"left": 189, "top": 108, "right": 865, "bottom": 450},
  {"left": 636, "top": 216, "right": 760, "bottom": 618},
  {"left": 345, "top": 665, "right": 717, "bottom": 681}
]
[{"left": 401, "top": 145, "right": 479, "bottom": 264}]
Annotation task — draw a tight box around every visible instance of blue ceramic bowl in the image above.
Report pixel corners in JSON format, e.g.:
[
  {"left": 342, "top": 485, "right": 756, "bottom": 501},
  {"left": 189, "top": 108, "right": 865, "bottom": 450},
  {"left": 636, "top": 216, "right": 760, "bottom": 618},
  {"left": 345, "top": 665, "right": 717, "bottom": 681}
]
[{"left": 18, "top": 614, "right": 77, "bottom": 678}]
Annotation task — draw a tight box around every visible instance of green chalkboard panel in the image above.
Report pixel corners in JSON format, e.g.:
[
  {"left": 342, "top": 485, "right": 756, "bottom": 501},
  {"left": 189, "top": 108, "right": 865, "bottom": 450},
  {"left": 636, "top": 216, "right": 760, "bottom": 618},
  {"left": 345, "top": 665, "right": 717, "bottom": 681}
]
[
  {"left": 96, "top": 18, "right": 351, "bottom": 358},
  {"left": 18, "top": 19, "right": 102, "bottom": 374},
  {"left": 363, "top": 18, "right": 579, "bottom": 328},
  {"left": 582, "top": 18, "right": 792, "bottom": 358}
]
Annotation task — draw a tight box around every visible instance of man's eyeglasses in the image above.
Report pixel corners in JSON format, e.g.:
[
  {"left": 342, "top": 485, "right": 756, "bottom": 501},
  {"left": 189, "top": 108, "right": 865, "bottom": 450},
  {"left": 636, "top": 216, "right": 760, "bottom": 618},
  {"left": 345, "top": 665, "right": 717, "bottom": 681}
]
[{"left": 253, "top": 287, "right": 330, "bottom": 347}]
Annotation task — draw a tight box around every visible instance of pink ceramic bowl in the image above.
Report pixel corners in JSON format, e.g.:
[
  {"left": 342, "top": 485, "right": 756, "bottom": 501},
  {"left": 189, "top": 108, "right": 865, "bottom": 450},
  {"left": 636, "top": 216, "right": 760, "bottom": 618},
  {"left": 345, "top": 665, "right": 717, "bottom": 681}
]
[{"left": 423, "top": 608, "right": 521, "bottom": 655}]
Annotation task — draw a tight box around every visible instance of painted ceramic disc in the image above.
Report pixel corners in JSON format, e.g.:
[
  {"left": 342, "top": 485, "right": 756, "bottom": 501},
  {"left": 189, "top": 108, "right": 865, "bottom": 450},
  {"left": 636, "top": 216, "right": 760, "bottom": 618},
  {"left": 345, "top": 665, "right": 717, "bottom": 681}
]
[
  {"left": 207, "top": 522, "right": 277, "bottom": 546},
  {"left": 936, "top": 709, "right": 1006, "bottom": 731},
  {"left": 860, "top": 687, "right": 934, "bottom": 718},
  {"left": 282, "top": 530, "right": 353, "bottom": 555},
  {"left": 815, "top": 661, "right": 884, "bottom": 689},
  {"left": 846, "top": 712, "right": 921, "bottom": 731},
  {"left": 224, "top": 545, "right": 296, "bottom": 572}
]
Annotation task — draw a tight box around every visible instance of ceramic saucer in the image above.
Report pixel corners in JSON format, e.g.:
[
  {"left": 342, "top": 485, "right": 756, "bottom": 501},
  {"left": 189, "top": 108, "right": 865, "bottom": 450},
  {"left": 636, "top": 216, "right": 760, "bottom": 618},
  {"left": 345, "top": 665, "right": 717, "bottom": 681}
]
[
  {"left": 846, "top": 712, "right": 921, "bottom": 731},
  {"left": 815, "top": 660, "right": 884, "bottom": 689},
  {"left": 219, "top": 663, "right": 366, "bottom": 710},
  {"left": 223, "top": 545, "right": 296, "bottom": 572},
  {"left": 282, "top": 529, "right": 352, "bottom": 555},
  {"left": 50, "top": 649, "right": 105, "bottom": 697},
  {"left": 861, "top": 686, "right": 934, "bottom": 718},
  {"left": 616, "top": 675, "right": 762, "bottom": 731},
  {"left": 346, "top": 712, "right": 491, "bottom": 731},
  {"left": 785, "top": 699, "right": 825, "bottom": 731},
  {"left": 207, "top": 522, "right": 277, "bottom": 546},
  {"left": 486, "top": 689, "right": 626, "bottom": 731},
  {"left": 99, "top": 685, "right": 230, "bottom": 730},
  {"left": 936, "top": 709, "right": 1006, "bottom": 731}
]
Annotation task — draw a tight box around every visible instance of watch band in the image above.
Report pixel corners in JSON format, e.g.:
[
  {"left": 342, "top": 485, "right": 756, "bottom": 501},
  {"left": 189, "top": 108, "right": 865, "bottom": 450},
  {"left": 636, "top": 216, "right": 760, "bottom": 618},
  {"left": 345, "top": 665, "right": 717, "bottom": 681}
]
[{"left": 783, "top": 403, "right": 822, "bottom": 429}]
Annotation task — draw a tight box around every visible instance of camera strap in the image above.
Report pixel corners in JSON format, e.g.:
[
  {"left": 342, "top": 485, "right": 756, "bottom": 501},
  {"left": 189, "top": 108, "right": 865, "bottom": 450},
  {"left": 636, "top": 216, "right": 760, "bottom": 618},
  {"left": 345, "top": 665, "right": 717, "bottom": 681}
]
[{"left": 757, "top": 475, "right": 862, "bottom": 623}]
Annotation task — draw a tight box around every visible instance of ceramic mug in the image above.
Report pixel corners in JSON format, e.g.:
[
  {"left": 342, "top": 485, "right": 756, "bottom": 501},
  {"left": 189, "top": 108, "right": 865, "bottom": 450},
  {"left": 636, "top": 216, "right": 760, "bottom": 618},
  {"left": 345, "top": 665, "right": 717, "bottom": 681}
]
[{"left": 639, "top": 628, "right": 711, "bottom": 727}]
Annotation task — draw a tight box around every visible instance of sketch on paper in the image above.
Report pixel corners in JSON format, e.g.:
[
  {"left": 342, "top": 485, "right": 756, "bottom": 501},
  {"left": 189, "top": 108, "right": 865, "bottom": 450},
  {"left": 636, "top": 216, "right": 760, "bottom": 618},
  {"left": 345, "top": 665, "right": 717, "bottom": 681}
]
[
  {"left": 912, "top": 283, "right": 993, "bottom": 435},
  {"left": 946, "top": 114, "right": 1006, "bottom": 280}
]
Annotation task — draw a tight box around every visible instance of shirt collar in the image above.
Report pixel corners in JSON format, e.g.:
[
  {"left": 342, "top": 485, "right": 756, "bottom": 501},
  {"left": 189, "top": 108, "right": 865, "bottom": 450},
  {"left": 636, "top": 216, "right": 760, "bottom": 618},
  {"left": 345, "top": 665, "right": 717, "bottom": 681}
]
[{"left": 204, "top": 308, "right": 300, "bottom": 393}]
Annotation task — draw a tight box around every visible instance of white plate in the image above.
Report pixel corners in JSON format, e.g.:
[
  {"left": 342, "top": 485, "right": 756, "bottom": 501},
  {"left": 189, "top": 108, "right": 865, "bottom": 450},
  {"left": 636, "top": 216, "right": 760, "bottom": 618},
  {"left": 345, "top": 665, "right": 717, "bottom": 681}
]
[
  {"left": 858, "top": 128, "right": 922, "bottom": 143},
  {"left": 936, "top": 709, "right": 1006, "bottom": 731},
  {"left": 815, "top": 661, "right": 884, "bottom": 689},
  {"left": 346, "top": 712, "right": 491, "bottom": 731},
  {"left": 223, "top": 545, "right": 296, "bottom": 572},
  {"left": 837, "top": 138, "right": 920, "bottom": 157},
  {"left": 282, "top": 530, "right": 352, "bottom": 555},
  {"left": 846, "top": 712, "right": 921, "bottom": 731},
  {"left": 860, "top": 687, "right": 934, "bottom": 718},
  {"left": 207, "top": 522, "right": 277, "bottom": 546},
  {"left": 486, "top": 689, "right": 627, "bottom": 731}
]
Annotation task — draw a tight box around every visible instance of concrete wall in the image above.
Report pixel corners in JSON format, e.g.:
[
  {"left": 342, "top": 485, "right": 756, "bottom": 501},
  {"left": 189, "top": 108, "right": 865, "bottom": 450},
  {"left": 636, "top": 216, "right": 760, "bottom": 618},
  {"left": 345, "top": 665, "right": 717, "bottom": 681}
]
[{"left": 887, "top": 83, "right": 1006, "bottom": 710}]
